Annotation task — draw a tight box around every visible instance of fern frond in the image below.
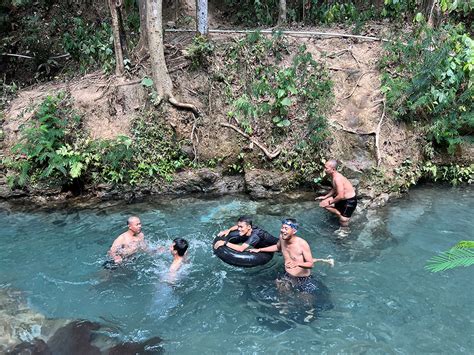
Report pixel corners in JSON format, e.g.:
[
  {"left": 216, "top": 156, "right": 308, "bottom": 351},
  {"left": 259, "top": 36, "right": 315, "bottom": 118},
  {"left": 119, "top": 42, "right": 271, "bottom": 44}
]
[
  {"left": 453, "top": 241, "right": 474, "bottom": 249},
  {"left": 425, "top": 248, "right": 474, "bottom": 272}
]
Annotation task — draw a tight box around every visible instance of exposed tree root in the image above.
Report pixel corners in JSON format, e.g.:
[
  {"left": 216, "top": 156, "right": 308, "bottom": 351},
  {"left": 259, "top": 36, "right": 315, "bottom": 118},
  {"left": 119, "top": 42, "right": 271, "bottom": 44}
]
[
  {"left": 330, "top": 99, "right": 385, "bottom": 166},
  {"left": 327, "top": 48, "right": 360, "bottom": 67},
  {"left": 191, "top": 113, "right": 200, "bottom": 162},
  {"left": 169, "top": 96, "right": 200, "bottom": 115},
  {"left": 343, "top": 71, "right": 375, "bottom": 100},
  {"left": 220, "top": 122, "right": 281, "bottom": 160},
  {"left": 375, "top": 99, "right": 386, "bottom": 167}
]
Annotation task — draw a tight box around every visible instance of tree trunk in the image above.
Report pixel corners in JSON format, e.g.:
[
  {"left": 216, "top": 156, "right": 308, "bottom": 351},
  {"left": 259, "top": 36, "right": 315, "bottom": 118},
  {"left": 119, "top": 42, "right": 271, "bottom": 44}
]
[
  {"left": 196, "top": 0, "right": 208, "bottom": 35},
  {"left": 278, "top": 0, "right": 287, "bottom": 26},
  {"left": 145, "top": 0, "right": 199, "bottom": 114},
  {"left": 108, "top": 0, "right": 125, "bottom": 76},
  {"left": 136, "top": 0, "right": 149, "bottom": 59}
]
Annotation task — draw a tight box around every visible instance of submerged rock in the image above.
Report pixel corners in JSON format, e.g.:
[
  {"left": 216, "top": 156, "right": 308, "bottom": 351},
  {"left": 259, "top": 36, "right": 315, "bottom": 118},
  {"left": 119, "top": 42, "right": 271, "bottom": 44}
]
[
  {"left": 5, "top": 339, "right": 51, "bottom": 355},
  {"left": 46, "top": 320, "right": 101, "bottom": 355},
  {"left": 0, "top": 288, "right": 47, "bottom": 351},
  {"left": 105, "top": 336, "right": 164, "bottom": 355}
]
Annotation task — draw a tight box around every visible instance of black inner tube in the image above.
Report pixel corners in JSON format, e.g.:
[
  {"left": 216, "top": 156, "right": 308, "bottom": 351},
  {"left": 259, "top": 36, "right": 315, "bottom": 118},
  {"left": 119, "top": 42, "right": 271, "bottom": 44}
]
[{"left": 212, "top": 230, "right": 277, "bottom": 268}]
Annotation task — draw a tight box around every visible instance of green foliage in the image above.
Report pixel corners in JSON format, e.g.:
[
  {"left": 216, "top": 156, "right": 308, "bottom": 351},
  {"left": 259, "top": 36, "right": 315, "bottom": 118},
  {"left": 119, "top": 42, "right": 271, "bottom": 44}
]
[
  {"left": 185, "top": 36, "right": 215, "bottom": 70},
  {"left": 0, "top": 77, "right": 18, "bottom": 112},
  {"left": 62, "top": 17, "right": 115, "bottom": 73},
  {"left": 129, "top": 110, "right": 189, "bottom": 183},
  {"left": 381, "top": 0, "right": 419, "bottom": 19},
  {"left": 3, "top": 94, "right": 187, "bottom": 189},
  {"left": 221, "top": 0, "right": 472, "bottom": 28},
  {"left": 4, "top": 93, "right": 91, "bottom": 186},
  {"left": 141, "top": 77, "right": 163, "bottom": 106},
  {"left": 385, "top": 159, "right": 473, "bottom": 193},
  {"left": 421, "top": 162, "right": 474, "bottom": 184},
  {"left": 381, "top": 24, "right": 474, "bottom": 154},
  {"left": 454, "top": 240, "right": 474, "bottom": 248},
  {"left": 216, "top": 32, "right": 333, "bottom": 180},
  {"left": 225, "top": 33, "right": 333, "bottom": 141},
  {"left": 425, "top": 241, "right": 474, "bottom": 272}
]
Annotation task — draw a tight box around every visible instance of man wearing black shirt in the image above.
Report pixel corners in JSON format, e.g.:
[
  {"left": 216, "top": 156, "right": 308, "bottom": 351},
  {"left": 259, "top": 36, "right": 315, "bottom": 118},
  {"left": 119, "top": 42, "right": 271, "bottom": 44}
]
[{"left": 213, "top": 216, "right": 278, "bottom": 252}]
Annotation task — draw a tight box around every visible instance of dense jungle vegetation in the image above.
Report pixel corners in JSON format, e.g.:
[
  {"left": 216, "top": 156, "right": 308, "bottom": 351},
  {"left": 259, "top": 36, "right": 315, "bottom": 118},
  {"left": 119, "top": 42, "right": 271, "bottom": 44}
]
[{"left": 0, "top": 0, "right": 472, "bottom": 194}]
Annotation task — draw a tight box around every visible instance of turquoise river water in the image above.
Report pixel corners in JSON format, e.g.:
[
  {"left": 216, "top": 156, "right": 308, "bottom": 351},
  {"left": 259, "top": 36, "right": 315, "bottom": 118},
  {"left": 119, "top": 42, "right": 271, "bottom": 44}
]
[{"left": 0, "top": 185, "right": 473, "bottom": 354}]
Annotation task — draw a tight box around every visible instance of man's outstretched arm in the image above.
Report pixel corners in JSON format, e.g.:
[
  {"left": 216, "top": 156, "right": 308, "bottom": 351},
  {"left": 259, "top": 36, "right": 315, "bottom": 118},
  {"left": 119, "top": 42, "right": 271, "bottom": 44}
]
[{"left": 249, "top": 241, "right": 280, "bottom": 253}]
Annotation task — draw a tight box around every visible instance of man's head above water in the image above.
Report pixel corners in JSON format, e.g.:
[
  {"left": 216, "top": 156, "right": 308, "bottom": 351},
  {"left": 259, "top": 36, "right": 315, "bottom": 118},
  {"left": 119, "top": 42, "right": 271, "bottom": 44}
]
[
  {"left": 127, "top": 216, "right": 142, "bottom": 235},
  {"left": 237, "top": 215, "right": 253, "bottom": 236},
  {"left": 280, "top": 218, "right": 299, "bottom": 240}
]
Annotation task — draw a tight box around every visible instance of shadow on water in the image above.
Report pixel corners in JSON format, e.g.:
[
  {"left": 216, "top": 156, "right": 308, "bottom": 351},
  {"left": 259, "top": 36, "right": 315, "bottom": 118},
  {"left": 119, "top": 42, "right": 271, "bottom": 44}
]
[
  {"left": 235, "top": 264, "right": 334, "bottom": 331},
  {"left": 247, "top": 278, "right": 333, "bottom": 331}
]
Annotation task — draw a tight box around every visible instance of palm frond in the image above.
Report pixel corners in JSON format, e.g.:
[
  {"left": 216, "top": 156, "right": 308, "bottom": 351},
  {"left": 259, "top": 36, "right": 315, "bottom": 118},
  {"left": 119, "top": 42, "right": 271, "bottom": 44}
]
[
  {"left": 425, "top": 248, "right": 474, "bottom": 272},
  {"left": 453, "top": 241, "right": 474, "bottom": 249}
]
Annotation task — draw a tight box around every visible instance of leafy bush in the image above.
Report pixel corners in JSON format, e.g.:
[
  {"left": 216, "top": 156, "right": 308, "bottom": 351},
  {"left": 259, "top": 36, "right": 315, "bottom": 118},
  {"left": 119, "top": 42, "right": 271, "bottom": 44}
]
[
  {"left": 62, "top": 17, "right": 115, "bottom": 73},
  {"left": 128, "top": 110, "right": 189, "bottom": 183},
  {"left": 226, "top": 33, "right": 333, "bottom": 142},
  {"left": 185, "top": 35, "right": 215, "bottom": 70},
  {"left": 214, "top": 31, "right": 333, "bottom": 180},
  {"left": 3, "top": 93, "right": 187, "bottom": 189},
  {"left": 5, "top": 93, "right": 84, "bottom": 186},
  {"left": 381, "top": 24, "right": 474, "bottom": 153}
]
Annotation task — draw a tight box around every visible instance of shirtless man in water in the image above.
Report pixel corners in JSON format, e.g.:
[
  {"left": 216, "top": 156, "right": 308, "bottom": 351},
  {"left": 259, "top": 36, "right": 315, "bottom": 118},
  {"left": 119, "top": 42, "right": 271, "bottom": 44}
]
[
  {"left": 250, "top": 219, "right": 325, "bottom": 293},
  {"left": 316, "top": 159, "right": 357, "bottom": 228},
  {"left": 107, "top": 216, "right": 149, "bottom": 265}
]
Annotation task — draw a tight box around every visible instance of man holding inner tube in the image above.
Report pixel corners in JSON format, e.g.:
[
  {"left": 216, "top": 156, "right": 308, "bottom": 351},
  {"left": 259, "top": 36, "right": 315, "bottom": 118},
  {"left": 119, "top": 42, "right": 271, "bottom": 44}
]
[
  {"left": 250, "top": 218, "right": 319, "bottom": 293},
  {"left": 213, "top": 216, "right": 278, "bottom": 252}
]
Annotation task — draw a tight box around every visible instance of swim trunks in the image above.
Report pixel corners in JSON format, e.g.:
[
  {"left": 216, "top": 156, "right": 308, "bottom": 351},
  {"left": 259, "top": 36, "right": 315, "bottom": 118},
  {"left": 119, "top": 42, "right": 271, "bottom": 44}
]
[
  {"left": 102, "top": 259, "right": 119, "bottom": 270},
  {"left": 335, "top": 196, "right": 357, "bottom": 218},
  {"left": 102, "top": 256, "right": 136, "bottom": 270},
  {"left": 280, "top": 272, "right": 318, "bottom": 294}
]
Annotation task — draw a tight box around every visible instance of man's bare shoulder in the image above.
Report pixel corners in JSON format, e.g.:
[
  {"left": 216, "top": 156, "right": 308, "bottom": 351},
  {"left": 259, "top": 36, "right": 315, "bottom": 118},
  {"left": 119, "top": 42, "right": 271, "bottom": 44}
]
[{"left": 295, "top": 236, "right": 310, "bottom": 247}]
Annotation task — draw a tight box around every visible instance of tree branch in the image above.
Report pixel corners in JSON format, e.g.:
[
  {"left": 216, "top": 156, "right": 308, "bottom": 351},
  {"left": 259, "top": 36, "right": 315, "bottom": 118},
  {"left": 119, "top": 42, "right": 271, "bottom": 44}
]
[{"left": 220, "top": 122, "right": 281, "bottom": 159}]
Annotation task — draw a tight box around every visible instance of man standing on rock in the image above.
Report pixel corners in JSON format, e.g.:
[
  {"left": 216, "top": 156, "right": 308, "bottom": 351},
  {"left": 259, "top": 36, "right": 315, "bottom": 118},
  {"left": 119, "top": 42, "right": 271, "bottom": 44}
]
[{"left": 315, "top": 159, "right": 357, "bottom": 230}]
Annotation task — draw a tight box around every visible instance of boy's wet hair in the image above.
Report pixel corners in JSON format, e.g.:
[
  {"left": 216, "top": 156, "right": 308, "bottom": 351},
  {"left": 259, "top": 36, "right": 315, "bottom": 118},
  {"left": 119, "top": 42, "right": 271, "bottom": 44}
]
[
  {"left": 173, "top": 238, "right": 189, "bottom": 256},
  {"left": 237, "top": 216, "right": 253, "bottom": 227}
]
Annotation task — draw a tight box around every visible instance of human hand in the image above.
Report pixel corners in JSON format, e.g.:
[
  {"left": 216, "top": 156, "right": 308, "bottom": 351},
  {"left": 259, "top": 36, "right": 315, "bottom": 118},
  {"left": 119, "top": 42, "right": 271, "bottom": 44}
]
[
  {"left": 315, "top": 196, "right": 325, "bottom": 200},
  {"left": 214, "top": 240, "right": 226, "bottom": 249},
  {"left": 249, "top": 249, "right": 259, "bottom": 253},
  {"left": 285, "top": 260, "right": 299, "bottom": 269},
  {"left": 217, "top": 229, "right": 229, "bottom": 237},
  {"left": 319, "top": 198, "right": 333, "bottom": 207}
]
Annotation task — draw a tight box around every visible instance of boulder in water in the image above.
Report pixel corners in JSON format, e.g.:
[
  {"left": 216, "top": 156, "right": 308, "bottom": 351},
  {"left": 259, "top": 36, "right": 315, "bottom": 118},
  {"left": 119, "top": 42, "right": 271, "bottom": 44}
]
[{"left": 46, "top": 320, "right": 101, "bottom": 355}]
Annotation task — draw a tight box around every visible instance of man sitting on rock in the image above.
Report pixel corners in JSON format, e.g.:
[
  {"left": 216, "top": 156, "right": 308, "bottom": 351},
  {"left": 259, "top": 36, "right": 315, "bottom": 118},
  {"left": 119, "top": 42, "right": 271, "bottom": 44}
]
[
  {"left": 213, "top": 216, "right": 278, "bottom": 252},
  {"left": 315, "top": 159, "right": 357, "bottom": 231}
]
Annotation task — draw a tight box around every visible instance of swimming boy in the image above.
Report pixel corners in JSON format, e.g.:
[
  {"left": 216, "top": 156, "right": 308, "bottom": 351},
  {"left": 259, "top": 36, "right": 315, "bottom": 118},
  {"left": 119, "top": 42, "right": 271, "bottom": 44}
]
[{"left": 169, "top": 238, "right": 189, "bottom": 273}]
